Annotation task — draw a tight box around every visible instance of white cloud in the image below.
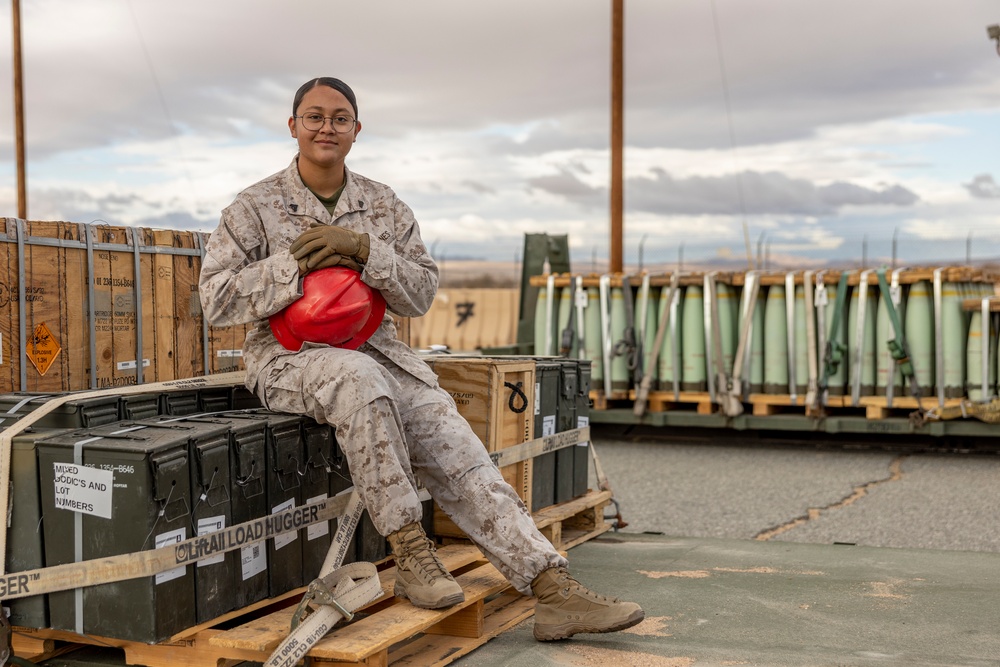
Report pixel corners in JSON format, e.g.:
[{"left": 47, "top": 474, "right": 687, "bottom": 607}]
[{"left": 1, "top": 0, "right": 999, "bottom": 264}]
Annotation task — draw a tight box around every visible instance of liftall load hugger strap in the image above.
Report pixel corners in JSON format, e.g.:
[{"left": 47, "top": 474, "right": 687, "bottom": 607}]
[{"left": 0, "top": 372, "right": 594, "bottom": 656}]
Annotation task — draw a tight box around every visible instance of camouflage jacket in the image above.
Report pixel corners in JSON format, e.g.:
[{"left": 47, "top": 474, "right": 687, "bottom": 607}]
[{"left": 199, "top": 158, "right": 440, "bottom": 391}]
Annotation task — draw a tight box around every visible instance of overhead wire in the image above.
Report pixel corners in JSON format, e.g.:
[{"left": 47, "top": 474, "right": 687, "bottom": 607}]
[
  {"left": 709, "top": 0, "right": 754, "bottom": 270},
  {"left": 124, "top": 0, "right": 198, "bottom": 215}
]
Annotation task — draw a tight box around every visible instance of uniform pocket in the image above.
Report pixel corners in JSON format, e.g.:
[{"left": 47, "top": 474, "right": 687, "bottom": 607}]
[{"left": 262, "top": 355, "right": 309, "bottom": 415}]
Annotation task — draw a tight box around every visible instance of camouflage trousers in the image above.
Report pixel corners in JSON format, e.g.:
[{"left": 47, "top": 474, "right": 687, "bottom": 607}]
[{"left": 257, "top": 345, "right": 566, "bottom": 594}]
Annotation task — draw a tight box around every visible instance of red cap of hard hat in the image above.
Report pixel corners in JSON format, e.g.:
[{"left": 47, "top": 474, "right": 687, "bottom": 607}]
[{"left": 269, "top": 267, "right": 386, "bottom": 352}]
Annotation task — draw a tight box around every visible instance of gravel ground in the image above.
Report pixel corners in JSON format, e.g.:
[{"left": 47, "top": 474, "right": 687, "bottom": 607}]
[{"left": 591, "top": 427, "right": 1000, "bottom": 553}]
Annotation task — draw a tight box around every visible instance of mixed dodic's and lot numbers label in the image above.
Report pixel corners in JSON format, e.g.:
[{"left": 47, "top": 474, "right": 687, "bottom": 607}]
[{"left": 51, "top": 463, "right": 114, "bottom": 519}]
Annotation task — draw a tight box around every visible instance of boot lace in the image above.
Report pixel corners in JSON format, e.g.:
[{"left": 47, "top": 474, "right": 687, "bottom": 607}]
[
  {"left": 399, "top": 529, "right": 451, "bottom": 579},
  {"left": 554, "top": 567, "right": 619, "bottom": 605}
]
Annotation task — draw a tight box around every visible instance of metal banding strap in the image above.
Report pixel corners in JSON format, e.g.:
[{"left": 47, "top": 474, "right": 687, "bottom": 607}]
[
  {"left": 131, "top": 227, "right": 145, "bottom": 385},
  {"left": 785, "top": 272, "right": 797, "bottom": 403},
  {"left": 819, "top": 271, "right": 850, "bottom": 409},
  {"left": 670, "top": 280, "right": 681, "bottom": 401},
  {"left": 803, "top": 271, "right": 818, "bottom": 408},
  {"left": 599, "top": 275, "right": 613, "bottom": 397},
  {"left": 734, "top": 271, "right": 759, "bottom": 402},
  {"left": 574, "top": 276, "right": 587, "bottom": 360},
  {"left": 933, "top": 268, "right": 944, "bottom": 407},
  {"left": 703, "top": 273, "right": 716, "bottom": 401},
  {"left": 981, "top": 297, "right": 992, "bottom": 401},
  {"left": 195, "top": 233, "right": 211, "bottom": 377},
  {"left": 886, "top": 268, "right": 908, "bottom": 407},
  {"left": 813, "top": 270, "right": 827, "bottom": 409},
  {"left": 851, "top": 270, "right": 875, "bottom": 406},
  {"left": 633, "top": 273, "right": 679, "bottom": 417},
  {"left": 15, "top": 219, "right": 26, "bottom": 392},
  {"left": 84, "top": 223, "right": 98, "bottom": 389}
]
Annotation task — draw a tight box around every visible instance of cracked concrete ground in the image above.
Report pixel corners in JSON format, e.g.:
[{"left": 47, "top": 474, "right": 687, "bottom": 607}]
[
  {"left": 589, "top": 430, "right": 1000, "bottom": 553},
  {"left": 455, "top": 427, "right": 1000, "bottom": 666}
]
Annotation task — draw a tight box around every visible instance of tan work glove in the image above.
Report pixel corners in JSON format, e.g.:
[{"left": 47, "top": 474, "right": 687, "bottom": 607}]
[{"left": 289, "top": 223, "right": 370, "bottom": 275}]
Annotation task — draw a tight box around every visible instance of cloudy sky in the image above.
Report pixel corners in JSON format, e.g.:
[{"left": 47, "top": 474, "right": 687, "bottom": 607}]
[{"left": 1, "top": 0, "right": 999, "bottom": 269}]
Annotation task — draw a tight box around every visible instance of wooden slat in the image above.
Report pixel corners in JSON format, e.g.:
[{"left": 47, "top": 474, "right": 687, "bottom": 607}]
[
  {"left": 152, "top": 229, "right": 177, "bottom": 382},
  {"left": 423, "top": 599, "right": 484, "bottom": 638},
  {"left": 172, "top": 230, "right": 203, "bottom": 377},
  {"left": 532, "top": 489, "right": 611, "bottom": 530},
  {"left": 209, "top": 544, "right": 484, "bottom": 652},
  {"left": 306, "top": 562, "right": 512, "bottom": 662},
  {"left": 386, "top": 592, "right": 534, "bottom": 667}
]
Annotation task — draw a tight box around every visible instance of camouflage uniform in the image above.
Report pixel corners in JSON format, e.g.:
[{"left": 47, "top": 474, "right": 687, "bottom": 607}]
[{"left": 199, "top": 159, "right": 565, "bottom": 594}]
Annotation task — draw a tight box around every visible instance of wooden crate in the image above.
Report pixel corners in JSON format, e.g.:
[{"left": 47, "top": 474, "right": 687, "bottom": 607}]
[
  {"left": 0, "top": 219, "right": 248, "bottom": 391},
  {"left": 425, "top": 357, "right": 535, "bottom": 537}
]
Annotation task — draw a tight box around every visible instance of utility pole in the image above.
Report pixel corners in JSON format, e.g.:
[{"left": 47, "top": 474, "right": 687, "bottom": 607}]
[
  {"left": 610, "top": 0, "right": 624, "bottom": 273},
  {"left": 12, "top": 0, "right": 27, "bottom": 219}
]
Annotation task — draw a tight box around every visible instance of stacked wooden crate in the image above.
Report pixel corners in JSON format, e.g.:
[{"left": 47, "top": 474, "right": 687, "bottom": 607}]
[
  {"left": 0, "top": 219, "right": 249, "bottom": 393},
  {"left": 423, "top": 357, "right": 536, "bottom": 538}
]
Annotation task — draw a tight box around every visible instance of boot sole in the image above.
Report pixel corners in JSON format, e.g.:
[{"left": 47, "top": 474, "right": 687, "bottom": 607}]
[
  {"left": 394, "top": 585, "right": 465, "bottom": 610},
  {"left": 533, "top": 608, "right": 645, "bottom": 641}
]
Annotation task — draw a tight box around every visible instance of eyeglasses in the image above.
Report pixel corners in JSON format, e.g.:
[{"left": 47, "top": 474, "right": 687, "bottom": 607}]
[{"left": 295, "top": 113, "right": 357, "bottom": 133}]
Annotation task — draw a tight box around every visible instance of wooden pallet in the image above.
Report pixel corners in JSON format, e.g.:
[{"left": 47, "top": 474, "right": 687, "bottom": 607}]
[
  {"left": 12, "top": 489, "right": 613, "bottom": 667},
  {"left": 531, "top": 489, "right": 612, "bottom": 550},
  {"left": 857, "top": 395, "right": 964, "bottom": 420},
  {"left": 589, "top": 389, "right": 631, "bottom": 411},
  {"left": 13, "top": 545, "right": 522, "bottom": 667},
  {"left": 640, "top": 390, "right": 717, "bottom": 414}
]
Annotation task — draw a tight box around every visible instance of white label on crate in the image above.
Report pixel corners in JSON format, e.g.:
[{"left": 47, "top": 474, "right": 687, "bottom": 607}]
[
  {"left": 217, "top": 349, "right": 244, "bottom": 358},
  {"left": 535, "top": 382, "right": 541, "bottom": 415},
  {"left": 197, "top": 515, "right": 226, "bottom": 567},
  {"left": 241, "top": 543, "right": 267, "bottom": 581},
  {"left": 116, "top": 358, "right": 151, "bottom": 371},
  {"left": 577, "top": 416, "right": 590, "bottom": 429},
  {"left": 52, "top": 463, "right": 113, "bottom": 519},
  {"left": 155, "top": 528, "right": 187, "bottom": 584},
  {"left": 272, "top": 499, "right": 297, "bottom": 550},
  {"left": 306, "top": 494, "right": 330, "bottom": 541},
  {"left": 542, "top": 415, "right": 557, "bottom": 436}
]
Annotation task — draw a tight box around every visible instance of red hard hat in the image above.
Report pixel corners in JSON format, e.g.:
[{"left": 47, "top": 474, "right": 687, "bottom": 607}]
[{"left": 269, "top": 267, "right": 386, "bottom": 352}]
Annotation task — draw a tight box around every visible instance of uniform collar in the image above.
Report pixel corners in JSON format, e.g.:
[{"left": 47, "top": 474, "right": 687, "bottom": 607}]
[{"left": 282, "top": 158, "right": 367, "bottom": 222}]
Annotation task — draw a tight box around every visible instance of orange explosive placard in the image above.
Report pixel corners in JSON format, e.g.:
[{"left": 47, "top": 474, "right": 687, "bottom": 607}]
[{"left": 26, "top": 321, "right": 61, "bottom": 376}]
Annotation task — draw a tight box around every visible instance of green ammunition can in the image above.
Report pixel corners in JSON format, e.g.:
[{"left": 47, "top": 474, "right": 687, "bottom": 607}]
[
  {"left": 210, "top": 412, "right": 270, "bottom": 609},
  {"left": 260, "top": 411, "right": 306, "bottom": 597},
  {"left": 1, "top": 392, "right": 121, "bottom": 630},
  {"left": 0, "top": 393, "right": 120, "bottom": 429},
  {"left": 37, "top": 420, "right": 206, "bottom": 643},
  {"left": 118, "top": 393, "right": 162, "bottom": 421},
  {"left": 555, "top": 360, "right": 579, "bottom": 504},
  {"left": 5, "top": 429, "right": 60, "bottom": 628},
  {"left": 573, "top": 360, "right": 592, "bottom": 497},
  {"left": 176, "top": 416, "right": 241, "bottom": 623},
  {"left": 160, "top": 391, "right": 200, "bottom": 416},
  {"left": 301, "top": 420, "right": 336, "bottom": 581},
  {"left": 530, "top": 361, "right": 560, "bottom": 511}
]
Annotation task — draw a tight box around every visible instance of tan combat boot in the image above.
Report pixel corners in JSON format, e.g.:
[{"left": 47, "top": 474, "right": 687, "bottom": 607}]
[
  {"left": 531, "top": 566, "right": 645, "bottom": 641},
  {"left": 387, "top": 522, "right": 465, "bottom": 609}
]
